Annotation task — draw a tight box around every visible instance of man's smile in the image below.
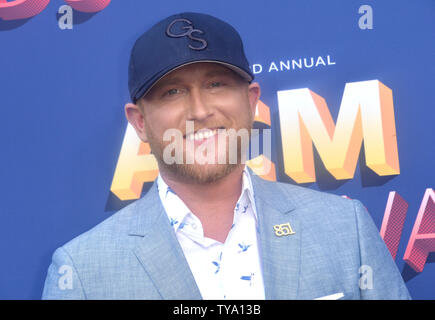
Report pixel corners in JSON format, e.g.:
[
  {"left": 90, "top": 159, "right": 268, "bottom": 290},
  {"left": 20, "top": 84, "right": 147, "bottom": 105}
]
[{"left": 184, "top": 127, "right": 226, "bottom": 143}]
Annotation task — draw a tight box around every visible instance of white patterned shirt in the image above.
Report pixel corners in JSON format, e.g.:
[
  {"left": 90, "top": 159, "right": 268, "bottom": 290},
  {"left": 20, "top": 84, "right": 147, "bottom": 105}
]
[{"left": 156, "top": 167, "right": 265, "bottom": 300}]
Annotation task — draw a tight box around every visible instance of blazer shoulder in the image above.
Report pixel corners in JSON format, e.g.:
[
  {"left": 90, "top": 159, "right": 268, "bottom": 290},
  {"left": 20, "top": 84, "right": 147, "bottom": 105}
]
[
  {"left": 256, "top": 176, "right": 356, "bottom": 210},
  {"left": 60, "top": 191, "right": 159, "bottom": 255}
]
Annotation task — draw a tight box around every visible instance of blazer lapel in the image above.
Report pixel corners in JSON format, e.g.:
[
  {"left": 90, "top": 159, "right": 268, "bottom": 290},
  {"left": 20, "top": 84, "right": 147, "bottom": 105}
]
[
  {"left": 128, "top": 182, "right": 202, "bottom": 299},
  {"left": 251, "top": 174, "right": 302, "bottom": 299}
]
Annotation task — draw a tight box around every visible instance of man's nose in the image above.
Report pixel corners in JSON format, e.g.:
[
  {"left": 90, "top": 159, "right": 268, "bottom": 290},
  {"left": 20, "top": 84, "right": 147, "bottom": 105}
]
[{"left": 186, "top": 87, "right": 213, "bottom": 121}]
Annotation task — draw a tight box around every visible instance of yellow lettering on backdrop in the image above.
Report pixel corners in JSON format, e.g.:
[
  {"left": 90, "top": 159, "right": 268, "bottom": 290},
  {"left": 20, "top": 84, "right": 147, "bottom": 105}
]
[
  {"left": 110, "top": 124, "right": 158, "bottom": 200},
  {"left": 277, "top": 80, "right": 400, "bottom": 183}
]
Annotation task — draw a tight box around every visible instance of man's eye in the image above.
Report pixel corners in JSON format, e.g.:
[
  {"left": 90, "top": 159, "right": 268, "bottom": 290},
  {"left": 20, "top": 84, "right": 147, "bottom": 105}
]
[
  {"left": 165, "top": 88, "right": 179, "bottom": 96},
  {"left": 210, "top": 82, "right": 223, "bottom": 88}
]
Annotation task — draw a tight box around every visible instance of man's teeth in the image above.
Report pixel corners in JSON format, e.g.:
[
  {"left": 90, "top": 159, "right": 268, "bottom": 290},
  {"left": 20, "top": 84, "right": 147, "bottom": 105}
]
[{"left": 186, "top": 129, "right": 219, "bottom": 141}]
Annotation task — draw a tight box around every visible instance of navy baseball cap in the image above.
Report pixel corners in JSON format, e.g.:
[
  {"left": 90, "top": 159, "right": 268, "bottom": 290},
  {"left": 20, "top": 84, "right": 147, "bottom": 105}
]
[{"left": 128, "top": 12, "right": 254, "bottom": 103}]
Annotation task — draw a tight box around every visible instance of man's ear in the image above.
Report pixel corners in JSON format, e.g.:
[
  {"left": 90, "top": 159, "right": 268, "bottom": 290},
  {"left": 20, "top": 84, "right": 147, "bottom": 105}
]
[
  {"left": 124, "top": 102, "right": 148, "bottom": 142},
  {"left": 247, "top": 82, "right": 261, "bottom": 119}
]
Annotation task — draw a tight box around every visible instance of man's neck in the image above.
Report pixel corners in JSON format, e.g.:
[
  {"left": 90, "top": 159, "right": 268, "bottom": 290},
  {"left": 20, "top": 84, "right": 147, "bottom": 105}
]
[
  {"left": 160, "top": 165, "right": 244, "bottom": 207},
  {"left": 159, "top": 165, "right": 245, "bottom": 242}
]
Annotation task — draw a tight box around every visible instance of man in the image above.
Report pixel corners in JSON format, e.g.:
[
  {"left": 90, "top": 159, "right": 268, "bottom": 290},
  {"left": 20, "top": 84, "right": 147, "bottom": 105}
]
[{"left": 42, "top": 12, "right": 410, "bottom": 300}]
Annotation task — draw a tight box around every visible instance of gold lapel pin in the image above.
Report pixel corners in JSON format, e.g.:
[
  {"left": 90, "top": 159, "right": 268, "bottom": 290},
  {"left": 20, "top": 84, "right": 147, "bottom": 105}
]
[{"left": 273, "top": 222, "right": 296, "bottom": 237}]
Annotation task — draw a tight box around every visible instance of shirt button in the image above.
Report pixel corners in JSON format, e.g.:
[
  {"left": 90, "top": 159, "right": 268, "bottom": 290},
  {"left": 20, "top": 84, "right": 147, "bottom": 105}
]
[{"left": 191, "top": 223, "right": 197, "bottom": 229}]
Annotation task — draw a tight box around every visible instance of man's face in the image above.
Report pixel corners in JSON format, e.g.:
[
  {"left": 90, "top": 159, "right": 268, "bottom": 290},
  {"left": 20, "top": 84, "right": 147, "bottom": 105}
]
[{"left": 126, "top": 62, "right": 260, "bottom": 184}]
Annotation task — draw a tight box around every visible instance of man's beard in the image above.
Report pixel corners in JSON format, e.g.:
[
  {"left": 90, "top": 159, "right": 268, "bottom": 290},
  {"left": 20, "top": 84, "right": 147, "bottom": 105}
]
[
  {"left": 145, "top": 116, "right": 253, "bottom": 185},
  {"left": 161, "top": 161, "right": 239, "bottom": 185}
]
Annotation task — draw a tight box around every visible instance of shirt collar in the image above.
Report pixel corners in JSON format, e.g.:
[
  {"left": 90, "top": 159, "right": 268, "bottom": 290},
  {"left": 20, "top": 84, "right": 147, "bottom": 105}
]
[
  {"left": 156, "top": 166, "right": 258, "bottom": 232},
  {"left": 240, "top": 166, "right": 258, "bottom": 220}
]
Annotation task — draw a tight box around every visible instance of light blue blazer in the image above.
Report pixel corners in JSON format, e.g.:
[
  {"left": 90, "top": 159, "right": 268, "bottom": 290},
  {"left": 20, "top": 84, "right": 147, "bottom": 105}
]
[{"left": 42, "top": 174, "right": 411, "bottom": 299}]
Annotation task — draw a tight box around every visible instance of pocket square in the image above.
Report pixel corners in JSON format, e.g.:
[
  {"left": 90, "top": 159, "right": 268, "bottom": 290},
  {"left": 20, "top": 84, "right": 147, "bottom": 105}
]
[{"left": 313, "top": 292, "right": 344, "bottom": 300}]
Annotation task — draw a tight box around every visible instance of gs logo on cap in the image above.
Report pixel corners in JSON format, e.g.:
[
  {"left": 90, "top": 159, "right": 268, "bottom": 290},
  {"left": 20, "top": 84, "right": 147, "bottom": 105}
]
[{"left": 166, "top": 18, "right": 208, "bottom": 51}]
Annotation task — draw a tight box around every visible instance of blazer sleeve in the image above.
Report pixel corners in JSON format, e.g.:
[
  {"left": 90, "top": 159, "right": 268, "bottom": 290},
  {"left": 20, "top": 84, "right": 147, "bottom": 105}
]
[
  {"left": 42, "top": 246, "right": 86, "bottom": 300},
  {"left": 353, "top": 199, "right": 411, "bottom": 299}
]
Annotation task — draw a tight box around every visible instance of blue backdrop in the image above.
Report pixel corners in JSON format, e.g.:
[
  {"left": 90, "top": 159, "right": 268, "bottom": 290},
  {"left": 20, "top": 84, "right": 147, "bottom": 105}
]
[{"left": 0, "top": 0, "right": 434, "bottom": 299}]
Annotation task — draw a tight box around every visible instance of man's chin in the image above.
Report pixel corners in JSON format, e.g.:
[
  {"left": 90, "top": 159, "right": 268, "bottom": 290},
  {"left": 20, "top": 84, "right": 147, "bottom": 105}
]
[{"left": 162, "top": 163, "right": 239, "bottom": 184}]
